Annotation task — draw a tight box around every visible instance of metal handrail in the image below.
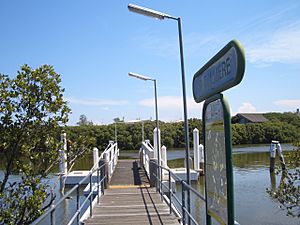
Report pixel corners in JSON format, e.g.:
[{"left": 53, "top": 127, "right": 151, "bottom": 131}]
[
  {"left": 32, "top": 163, "right": 106, "bottom": 225},
  {"left": 182, "top": 179, "right": 205, "bottom": 202},
  {"left": 150, "top": 161, "right": 206, "bottom": 225},
  {"left": 91, "top": 142, "right": 118, "bottom": 171},
  {"left": 33, "top": 142, "right": 119, "bottom": 225}
]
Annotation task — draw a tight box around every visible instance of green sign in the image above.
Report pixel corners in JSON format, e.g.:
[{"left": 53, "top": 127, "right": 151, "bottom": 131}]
[
  {"left": 193, "top": 40, "right": 245, "bottom": 103},
  {"left": 203, "top": 94, "right": 234, "bottom": 225}
]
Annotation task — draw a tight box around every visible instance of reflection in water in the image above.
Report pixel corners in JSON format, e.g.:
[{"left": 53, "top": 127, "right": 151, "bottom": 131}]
[
  {"left": 270, "top": 172, "right": 276, "bottom": 191},
  {"left": 269, "top": 170, "right": 288, "bottom": 192},
  {"left": 174, "top": 150, "right": 299, "bottom": 225},
  {"left": 267, "top": 169, "right": 299, "bottom": 219},
  {"left": 1, "top": 146, "right": 298, "bottom": 225},
  {"left": 233, "top": 152, "right": 270, "bottom": 170}
]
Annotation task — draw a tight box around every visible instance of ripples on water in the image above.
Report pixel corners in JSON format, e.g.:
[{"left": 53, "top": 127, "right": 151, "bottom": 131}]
[
  {"left": 168, "top": 144, "right": 299, "bottom": 225},
  {"left": 1, "top": 144, "right": 298, "bottom": 225}
]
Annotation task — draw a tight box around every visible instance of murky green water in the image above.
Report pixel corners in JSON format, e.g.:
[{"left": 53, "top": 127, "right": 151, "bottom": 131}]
[
  {"left": 1, "top": 144, "right": 299, "bottom": 225},
  {"left": 167, "top": 145, "right": 299, "bottom": 225}
]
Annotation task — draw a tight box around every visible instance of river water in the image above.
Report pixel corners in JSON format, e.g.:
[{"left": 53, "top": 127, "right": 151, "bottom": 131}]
[
  {"left": 162, "top": 144, "right": 299, "bottom": 225},
  {"left": 1, "top": 144, "right": 299, "bottom": 225}
]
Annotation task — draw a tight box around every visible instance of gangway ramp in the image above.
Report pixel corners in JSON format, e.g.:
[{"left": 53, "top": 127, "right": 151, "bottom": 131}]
[{"left": 83, "top": 160, "right": 180, "bottom": 225}]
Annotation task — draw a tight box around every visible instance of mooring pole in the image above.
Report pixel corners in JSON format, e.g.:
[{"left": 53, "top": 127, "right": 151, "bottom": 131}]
[{"left": 270, "top": 140, "right": 278, "bottom": 173}]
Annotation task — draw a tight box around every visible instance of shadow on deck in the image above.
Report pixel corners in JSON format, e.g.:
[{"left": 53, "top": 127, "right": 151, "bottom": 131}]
[
  {"left": 109, "top": 160, "right": 150, "bottom": 187},
  {"left": 83, "top": 160, "right": 180, "bottom": 225}
]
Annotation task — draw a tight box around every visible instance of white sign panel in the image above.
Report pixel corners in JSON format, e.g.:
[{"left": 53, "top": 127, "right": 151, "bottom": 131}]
[{"left": 205, "top": 99, "right": 228, "bottom": 224}]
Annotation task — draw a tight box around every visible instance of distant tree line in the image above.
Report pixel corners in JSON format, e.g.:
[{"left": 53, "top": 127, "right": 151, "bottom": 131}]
[
  {"left": 232, "top": 112, "right": 300, "bottom": 145},
  {"left": 65, "top": 119, "right": 201, "bottom": 151},
  {"left": 66, "top": 112, "right": 300, "bottom": 151}
]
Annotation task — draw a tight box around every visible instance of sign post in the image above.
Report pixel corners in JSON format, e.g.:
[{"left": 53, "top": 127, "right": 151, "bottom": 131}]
[
  {"left": 192, "top": 40, "right": 245, "bottom": 225},
  {"left": 203, "top": 94, "right": 233, "bottom": 225}
]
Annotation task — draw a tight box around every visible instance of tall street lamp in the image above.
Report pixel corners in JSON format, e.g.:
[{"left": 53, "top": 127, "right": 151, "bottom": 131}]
[
  {"left": 128, "top": 72, "right": 161, "bottom": 180},
  {"left": 114, "top": 120, "right": 124, "bottom": 143},
  {"left": 128, "top": 4, "right": 191, "bottom": 218}
]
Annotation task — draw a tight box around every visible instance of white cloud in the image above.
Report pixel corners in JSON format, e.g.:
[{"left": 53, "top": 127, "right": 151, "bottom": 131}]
[
  {"left": 138, "top": 95, "right": 202, "bottom": 110},
  {"left": 138, "top": 95, "right": 203, "bottom": 121},
  {"left": 237, "top": 102, "right": 257, "bottom": 113},
  {"left": 247, "top": 21, "right": 300, "bottom": 64},
  {"left": 65, "top": 97, "right": 128, "bottom": 106},
  {"left": 273, "top": 99, "right": 300, "bottom": 108}
]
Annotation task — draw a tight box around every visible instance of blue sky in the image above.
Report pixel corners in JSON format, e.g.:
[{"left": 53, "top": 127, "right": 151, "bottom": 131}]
[{"left": 1, "top": 1, "right": 299, "bottom": 125}]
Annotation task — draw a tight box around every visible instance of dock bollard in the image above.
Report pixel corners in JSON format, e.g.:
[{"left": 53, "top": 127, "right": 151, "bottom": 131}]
[
  {"left": 270, "top": 140, "right": 286, "bottom": 173},
  {"left": 93, "top": 147, "right": 99, "bottom": 167},
  {"left": 193, "top": 128, "right": 200, "bottom": 171},
  {"left": 199, "top": 144, "right": 204, "bottom": 175},
  {"left": 270, "top": 141, "right": 277, "bottom": 173},
  {"left": 161, "top": 145, "right": 167, "bottom": 168},
  {"left": 59, "top": 133, "right": 68, "bottom": 191}
]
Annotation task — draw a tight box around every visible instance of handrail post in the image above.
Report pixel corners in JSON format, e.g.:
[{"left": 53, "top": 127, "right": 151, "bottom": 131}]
[
  {"left": 97, "top": 168, "right": 100, "bottom": 204},
  {"left": 99, "top": 159, "right": 106, "bottom": 193},
  {"left": 160, "top": 165, "right": 163, "bottom": 200},
  {"left": 50, "top": 204, "right": 55, "bottom": 225},
  {"left": 102, "top": 154, "right": 109, "bottom": 189},
  {"left": 50, "top": 190, "right": 56, "bottom": 225},
  {"left": 181, "top": 181, "right": 186, "bottom": 225},
  {"left": 76, "top": 185, "right": 80, "bottom": 223},
  {"left": 89, "top": 173, "right": 93, "bottom": 217},
  {"left": 169, "top": 169, "right": 172, "bottom": 214}
]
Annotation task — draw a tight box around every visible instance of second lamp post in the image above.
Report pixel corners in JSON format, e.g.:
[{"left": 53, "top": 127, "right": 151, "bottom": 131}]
[{"left": 128, "top": 72, "right": 161, "bottom": 178}]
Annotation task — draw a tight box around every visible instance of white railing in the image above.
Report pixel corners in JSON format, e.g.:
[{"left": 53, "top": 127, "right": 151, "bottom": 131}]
[
  {"left": 99, "top": 141, "right": 119, "bottom": 181},
  {"left": 140, "top": 140, "right": 154, "bottom": 177},
  {"left": 32, "top": 162, "right": 106, "bottom": 225},
  {"left": 140, "top": 140, "right": 172, "bottom": 181},
  {"left": 33, "top": 141, "right": 119, "bottom": 225}
]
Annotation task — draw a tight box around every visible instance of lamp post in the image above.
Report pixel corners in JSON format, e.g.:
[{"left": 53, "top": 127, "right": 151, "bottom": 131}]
[
  {"left": 128, "top": 4, "right": 191, "bottom": 219},
  {"left": 114, "top": 122, "right": 117, "bottom": 142},
  {"left": 128, "top": 72, "right": 161, "bottom": 182},
  {"left": 114, "top": 120, "right": 124, "bottom": 143}
]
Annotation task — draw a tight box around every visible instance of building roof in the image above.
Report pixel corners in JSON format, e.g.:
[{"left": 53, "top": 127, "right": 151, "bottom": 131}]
[{"left": 236, "top": 113, "right": 269, "bottom": 123}]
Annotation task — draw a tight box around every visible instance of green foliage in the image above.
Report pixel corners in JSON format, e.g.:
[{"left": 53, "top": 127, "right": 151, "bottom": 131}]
[
  {"left": 67, "top": 119, "right": 203, "bottom": 151},
  {"left": 67, "top": 113, "right": 300, "bottom": 151},
  {"left": 267, "top": 149, "right": 300, "bottom": 217},
  {"left": 0, "top": 176, "right": 49, "bottom": 224},
  {"left": 232, "top": 121, "right": 300, "bottom": 145},
  {"left": 231, "top": 112, "right": 300, "bottom": 145},
  {"left": 66, "top": 134, "right": 96, "bottom": 168},
  {"left": 77, "top": 114, "right": 93, "bottom": 126},
  {"left": 0, "top": 65, "right": 70, "bottom": 223},
  {"left": 113, "top": 117, "right": 124, "bottom": 123},
  {"left": 264, "top": 112, "right": 300, "bottom": 128}
]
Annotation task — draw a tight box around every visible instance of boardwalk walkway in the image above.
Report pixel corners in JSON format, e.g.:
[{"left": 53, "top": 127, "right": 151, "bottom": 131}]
[{"left": 83, "top": 160, "right": 180, "bottom": 225}]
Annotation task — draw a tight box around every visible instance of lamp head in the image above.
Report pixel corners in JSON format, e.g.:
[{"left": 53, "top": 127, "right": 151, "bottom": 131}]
[
  {"left": 128, "top": 4, "right": 174, "bottom": 20},
  {"left": 128, "top": 72, "right": 153, "bottom": 81}
]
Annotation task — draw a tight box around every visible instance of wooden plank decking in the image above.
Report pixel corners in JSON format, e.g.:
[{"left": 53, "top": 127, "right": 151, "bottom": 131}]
[
  {"left": 83, "top": 160, "right": 180, "bottom": 225},
  {"left": 110, "top": 160, "right": 149, "bottom": 187}
]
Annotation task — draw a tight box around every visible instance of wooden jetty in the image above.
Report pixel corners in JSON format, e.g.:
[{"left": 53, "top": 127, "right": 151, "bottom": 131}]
[{"left": 83, "top": 160, "right": 180, "bottom": 225}]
